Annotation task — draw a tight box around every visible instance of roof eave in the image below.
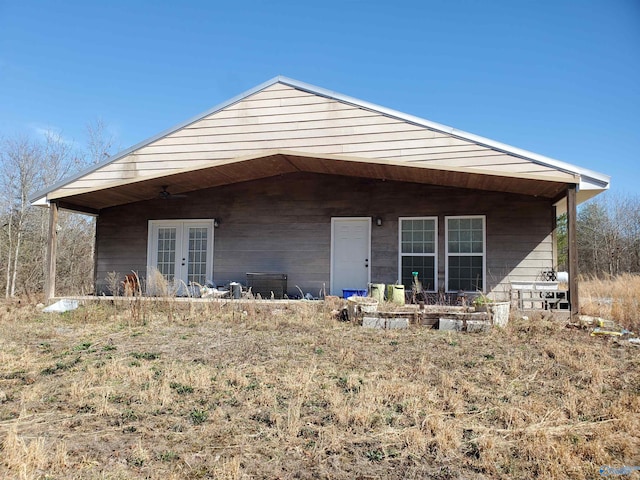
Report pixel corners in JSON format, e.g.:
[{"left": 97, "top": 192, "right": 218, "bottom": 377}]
[{"left": 30, "top": 75, "right": 610, "bottom": 204}]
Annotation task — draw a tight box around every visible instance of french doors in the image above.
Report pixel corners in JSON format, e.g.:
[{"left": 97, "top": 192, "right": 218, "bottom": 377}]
[{"left": 147, "top": 220, "right": 214, "bottom": 293}]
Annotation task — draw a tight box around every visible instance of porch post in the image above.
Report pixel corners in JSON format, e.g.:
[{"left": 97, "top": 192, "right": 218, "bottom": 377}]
[
  {"left": 92, "top": 219, "right": 99, "bottom": 295},
  {"left": 551, "top": 203, "right": 558, "bottom": 269},
  {"left": 567, "top": 185, "right": 579, "bottom": 317},
  {"left": 44, "top": 201, "right": 58, "bottom": 301}
]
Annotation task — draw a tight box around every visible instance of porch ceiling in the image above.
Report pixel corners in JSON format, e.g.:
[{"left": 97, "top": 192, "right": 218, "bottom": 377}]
[{"left": 53, "top": 152, "right": 572, "bottom": 213}]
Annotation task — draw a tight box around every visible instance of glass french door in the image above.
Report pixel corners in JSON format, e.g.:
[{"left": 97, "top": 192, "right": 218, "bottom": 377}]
[{"left": 147, "top": 220, "right": 214, "bottom": 293}]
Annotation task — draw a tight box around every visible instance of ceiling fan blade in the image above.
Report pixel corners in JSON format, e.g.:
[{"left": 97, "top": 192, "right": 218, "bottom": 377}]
[{"left": 158, "top": 185, "right": 188, "bottom": 200}]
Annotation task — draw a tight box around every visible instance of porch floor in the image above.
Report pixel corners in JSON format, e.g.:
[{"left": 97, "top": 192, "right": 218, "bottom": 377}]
[
  {"left": 49, "top": 295, "right": 571, "bottom": 321},
  {"left": 51, "top": 295, "right": 304, "bottom": 305}
]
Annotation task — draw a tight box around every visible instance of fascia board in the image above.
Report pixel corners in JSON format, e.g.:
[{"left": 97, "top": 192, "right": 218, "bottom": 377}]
[
  {"left": 31, "top": 195, "right": 49, "bottom": 207},
  {"left": 579, "top": 172, "right": 611, "bottom": 191}
]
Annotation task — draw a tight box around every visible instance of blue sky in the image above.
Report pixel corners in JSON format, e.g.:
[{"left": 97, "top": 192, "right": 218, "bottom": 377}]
[{"left": 1, "top": 0, "right": 638, "bottom": 195}]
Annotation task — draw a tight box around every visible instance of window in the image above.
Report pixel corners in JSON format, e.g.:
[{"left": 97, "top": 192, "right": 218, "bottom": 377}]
[
  {"left": 446, "top": 216, "right": 485, "bottom": 292},
  {"left": 156, "top": 227, "right": 177, "bottom": 281},
  {"left": 187, "top": 227, "right": 209, "bottom": 285},
  {"left": 399, "top": 217, "right": 437, "bottom": 291}
]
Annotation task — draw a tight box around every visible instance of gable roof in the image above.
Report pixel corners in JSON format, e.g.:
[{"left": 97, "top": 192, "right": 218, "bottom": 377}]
[{"left": 31, "top": 76, "right": 609, "bottom": 213}]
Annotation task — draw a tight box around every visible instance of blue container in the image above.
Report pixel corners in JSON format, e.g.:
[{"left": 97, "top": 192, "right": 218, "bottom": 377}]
[{"left": 343, "top": 289, "right": 367, "bottom": 298}]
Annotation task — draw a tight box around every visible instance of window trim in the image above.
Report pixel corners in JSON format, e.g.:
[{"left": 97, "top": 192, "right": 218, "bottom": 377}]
[
  {"left": 444, "top": 215, "right": 486, "bottom": 293},
  {"left": 398, "top": 216, "right": 438, "bottom": 292}
]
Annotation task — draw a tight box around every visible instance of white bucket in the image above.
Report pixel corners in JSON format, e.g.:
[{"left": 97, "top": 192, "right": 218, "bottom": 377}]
[
  {"left": 488, "top": 301, "right": 510, "bottom": 327},
  {"left": 347, "top": 295, "right": 379, "bottom": 319}
]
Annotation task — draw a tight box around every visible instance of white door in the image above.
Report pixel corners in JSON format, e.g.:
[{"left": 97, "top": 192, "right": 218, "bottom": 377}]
[
  {"left": 331, "top": 217, "right": 371, "bottom": 296},
  {"left": 147, "top": 220, "right": 214, "bottom": 294}
]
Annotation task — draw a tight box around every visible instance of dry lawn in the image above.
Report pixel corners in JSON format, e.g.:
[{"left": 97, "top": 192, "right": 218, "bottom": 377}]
[
  {"left": 0, "top": 294, "right": 638, "bottom": 479},
  {"left": 580, "top": 273, "right": 640, "bottom": 332}
]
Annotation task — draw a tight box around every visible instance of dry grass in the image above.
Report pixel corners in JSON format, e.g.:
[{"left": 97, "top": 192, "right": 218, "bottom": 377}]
[
  {"left": 0, "top": 291, "right": 638, "bottom": 479},
  {"left": 580, "top": 273, "right": 640, "bottom": 331}
]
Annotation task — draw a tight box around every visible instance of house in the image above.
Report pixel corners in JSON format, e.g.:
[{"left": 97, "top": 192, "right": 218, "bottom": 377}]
[{"left": 32, "top": 77, "right": 610, "bottom": 313}]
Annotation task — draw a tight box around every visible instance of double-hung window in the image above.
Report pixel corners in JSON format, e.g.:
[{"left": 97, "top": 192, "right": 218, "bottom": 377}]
[
  {"left": 446, "top": 216, "right": 485, "bottom": 292},
  {"left": 399, "top": 217, "right": 437, "bottom": 291}
]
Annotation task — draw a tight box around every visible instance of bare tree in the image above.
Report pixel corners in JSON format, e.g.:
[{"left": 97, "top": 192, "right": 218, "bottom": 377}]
[
  {"left": 86, "top": 118, "right": 116, "bottom": 165},
  {"left": 0, "top": 132, "right": 79, "bottom": 297},
  {"left": 577, "top": 193, "right": 640, "bottom": 277},
  {"left": 0, "top": 119, "right": 121, "bottom": 299},
  {"left": 0, "top": 137, "right": 43, "bottom": 297}
]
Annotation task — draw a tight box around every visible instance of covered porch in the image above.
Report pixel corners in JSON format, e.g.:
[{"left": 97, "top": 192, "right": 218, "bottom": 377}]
[{"left": 41, "top": 151, "right": 585, "bottom": 316}]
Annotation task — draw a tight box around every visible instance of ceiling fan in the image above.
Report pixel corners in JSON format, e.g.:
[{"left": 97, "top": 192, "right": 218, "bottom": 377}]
[{"left": 158, "top": 185, "right": 187, "bottom": 200}]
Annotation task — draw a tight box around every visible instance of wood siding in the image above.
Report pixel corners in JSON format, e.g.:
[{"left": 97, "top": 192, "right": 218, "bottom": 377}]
[
  {"left": 95, "top": 172, "right": 553, "bottom": 299},
  {"left": 53, "top": 83, "right": 574, "bottom": 199}
]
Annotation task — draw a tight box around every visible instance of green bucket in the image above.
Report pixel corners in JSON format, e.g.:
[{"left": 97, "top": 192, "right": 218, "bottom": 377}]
[
  {"left": 368, "top": 283, "right": 385, "bottom": 303},
  {"left": 389, "top": 285, "right": 405, "bottom": 305}
]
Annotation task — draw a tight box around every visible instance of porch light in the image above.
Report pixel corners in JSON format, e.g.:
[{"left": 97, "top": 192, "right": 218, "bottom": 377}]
[
  {"left": 213, "top": 218, "right": 220, "bottom": 228},
  {"left": 375, "top": 217, "right": 383, "bottom": 227}
]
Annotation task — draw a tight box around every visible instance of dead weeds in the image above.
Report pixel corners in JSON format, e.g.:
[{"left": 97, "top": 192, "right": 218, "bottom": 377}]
[
  {"left": 0, "top": 297, "right": 638, "bottom": 479},
  {"left": 581, "top": 274, "right": 640, "bottom": 332}
]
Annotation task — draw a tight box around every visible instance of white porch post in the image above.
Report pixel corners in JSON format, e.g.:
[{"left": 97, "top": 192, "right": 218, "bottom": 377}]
[{"left": 44, "top": 201, "right": 58, "bottom": 301}]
